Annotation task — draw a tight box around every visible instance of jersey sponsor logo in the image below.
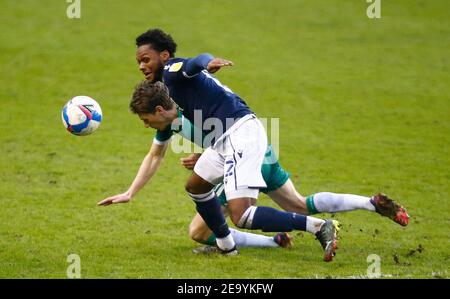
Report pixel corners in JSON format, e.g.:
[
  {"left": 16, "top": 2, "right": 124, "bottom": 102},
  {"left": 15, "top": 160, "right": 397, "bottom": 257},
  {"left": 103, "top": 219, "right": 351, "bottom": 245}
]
[{"left": 169, "top": 62, "right": 183, "bottom": 72}]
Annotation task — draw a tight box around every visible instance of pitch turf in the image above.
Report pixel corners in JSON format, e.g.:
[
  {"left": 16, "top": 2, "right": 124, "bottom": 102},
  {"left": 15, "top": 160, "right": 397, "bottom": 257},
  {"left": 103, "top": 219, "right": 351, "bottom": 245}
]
[{"left": 0, "top": 0, "right": 448, "bottom": 278}]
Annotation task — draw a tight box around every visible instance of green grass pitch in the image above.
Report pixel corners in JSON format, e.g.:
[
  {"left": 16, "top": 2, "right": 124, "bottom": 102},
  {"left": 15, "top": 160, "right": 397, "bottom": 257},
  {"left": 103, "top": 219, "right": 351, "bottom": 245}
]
[{"left": 0, "top": 0, "right": 448, "bottom": 278}]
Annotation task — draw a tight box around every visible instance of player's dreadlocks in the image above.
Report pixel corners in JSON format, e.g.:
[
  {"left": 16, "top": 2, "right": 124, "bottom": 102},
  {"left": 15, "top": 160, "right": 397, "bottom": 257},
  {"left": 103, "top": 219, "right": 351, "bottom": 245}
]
[{"left": 135, "top": 28, "right": 177, "bottom": 58}]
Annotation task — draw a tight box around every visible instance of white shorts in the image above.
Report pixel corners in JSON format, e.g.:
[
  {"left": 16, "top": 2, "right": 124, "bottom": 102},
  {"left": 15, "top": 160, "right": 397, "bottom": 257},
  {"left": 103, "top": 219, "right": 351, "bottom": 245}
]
[{"left": 194, "top": 114, "right": 268, "bottom": 200}]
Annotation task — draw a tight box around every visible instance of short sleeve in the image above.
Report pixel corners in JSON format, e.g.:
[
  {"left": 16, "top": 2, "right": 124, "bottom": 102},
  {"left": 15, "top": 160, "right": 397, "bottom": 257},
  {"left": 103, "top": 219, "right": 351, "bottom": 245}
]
[{"left": 154, "top": 125, "right": 173, "bottom": 145}]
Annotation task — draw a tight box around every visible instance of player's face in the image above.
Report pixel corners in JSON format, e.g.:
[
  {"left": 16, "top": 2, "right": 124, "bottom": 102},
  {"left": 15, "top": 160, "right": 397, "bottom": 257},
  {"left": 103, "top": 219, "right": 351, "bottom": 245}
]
[
  {"left": 138, "top": 108, "right": 171, "bottom": 131},
  {"left": 136, "top": 45, "right": 168, "bottom": 83}
]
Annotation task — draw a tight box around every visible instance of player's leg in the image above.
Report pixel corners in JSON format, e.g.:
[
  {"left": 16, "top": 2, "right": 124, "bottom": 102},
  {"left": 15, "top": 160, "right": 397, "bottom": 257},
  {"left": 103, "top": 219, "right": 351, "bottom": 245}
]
[
  {"left": 188, "top": 210, "right": 292, "bottom": 250},
  {"left": 305, "top": 192, "right": 409, "bottom": 226},
  {"left": 265, "top": 159, "right": 409, "bottom": 226},
  {"left": 188, "top": 212, "right": 216, "bottom": 245},
  {"left": 257, "top": 148, "right": 333, "bottom": 232},
  {"left": 185, "top": 148, "right": 237, "bottom": 254},
  {"left": 223, "top": 117, "right": 326, "bottom": 236},
  {"left": 226, "top": 198, "right": 338, "bottom": 261},
  {"left": 227, "top": 197, "right": 328, "bottom": 237},
  {"left": 222, "top": 117, "right": 338, "bottom": 261},
  {"left": 267, "top": 179, "right": 308, "bottom": 215},
  {"left": 264, "top": 180, "right": 343, "bottom": 261},
  {"left": 304, "top": 192, "right": 375, "bottom": 214},
  {"left": 268, "top": 179, "right": 374, "bottom": 216},
  {"left": 261, "top": 148, "right": 373, "bottom": 216},
  {"left": 188, "top": 184, "right": 230, "bottom": 246},
  {"left": 266, "top": 176, "right": 375, "bottom": 216},
  {"left": 268, "top": 179, "right": 375, "bottom": 216}
]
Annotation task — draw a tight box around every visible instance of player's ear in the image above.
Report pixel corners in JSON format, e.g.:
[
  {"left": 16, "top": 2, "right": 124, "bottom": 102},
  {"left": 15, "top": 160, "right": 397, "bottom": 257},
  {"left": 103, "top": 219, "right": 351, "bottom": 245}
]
[
  {"left": 160, "top": 50, "right": 170, "bottom": 62},
  {"left": 154, "top": 105, "right": 164, "bottom": 114}
]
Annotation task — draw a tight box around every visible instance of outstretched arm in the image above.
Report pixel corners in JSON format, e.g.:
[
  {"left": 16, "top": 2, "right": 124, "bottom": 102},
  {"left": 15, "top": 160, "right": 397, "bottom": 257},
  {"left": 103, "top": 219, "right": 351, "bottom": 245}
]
[
  {"left": 98, "top": 141, "right": 169, "bottom": 206},
  {"left": 185, "top": 53, "right": 233, "bottom": 76}
]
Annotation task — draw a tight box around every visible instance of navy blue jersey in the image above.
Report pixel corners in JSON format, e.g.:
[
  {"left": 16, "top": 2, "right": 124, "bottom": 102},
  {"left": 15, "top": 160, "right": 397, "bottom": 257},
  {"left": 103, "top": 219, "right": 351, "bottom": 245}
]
[{"left": 162, "top": 57, "right": 253, "bottom": 144}]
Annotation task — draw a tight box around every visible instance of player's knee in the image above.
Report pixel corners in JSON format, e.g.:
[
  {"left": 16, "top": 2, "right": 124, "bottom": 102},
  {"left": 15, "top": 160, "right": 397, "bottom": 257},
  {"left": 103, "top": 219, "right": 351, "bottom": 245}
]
[
  {"left": 231, "top": 206, "right": 257, "bottom": 229},
  {"left": 228, "top": 199, "right": 255, "bottom": 228},
  {"left": 185, "top": 181, "right": 194, "bottom": 194},
  {"left": 185, "top": 176, "right": 212, "bottom": 194},
  {"left": 185, "top": 180, "right": 202, "bottom": 194},
  {"left": 230, "top": 213, "right": 243, "bottom": 227}
]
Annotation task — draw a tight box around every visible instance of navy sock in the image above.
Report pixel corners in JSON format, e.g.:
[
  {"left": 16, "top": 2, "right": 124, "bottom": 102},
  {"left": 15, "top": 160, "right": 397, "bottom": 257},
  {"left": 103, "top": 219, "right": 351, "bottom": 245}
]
[
  {"left": 252, "top": 206, "right": 307, "bottom": 232},
  {"left": 194, "top": 195, "right": 230, "bottom": 239}
]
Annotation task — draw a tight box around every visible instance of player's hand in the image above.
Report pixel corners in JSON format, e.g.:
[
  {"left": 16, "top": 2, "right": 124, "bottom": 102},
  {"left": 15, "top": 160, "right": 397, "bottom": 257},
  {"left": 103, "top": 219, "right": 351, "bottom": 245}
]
[
  {"left": 207, "top": 58, "right": 233, "bottom": 74},
  {"left": 180, "top": 153, "right": 201, "bottom": 170},
  {"left": 97, "top": 192, "right": 132, "bottom": 206}
]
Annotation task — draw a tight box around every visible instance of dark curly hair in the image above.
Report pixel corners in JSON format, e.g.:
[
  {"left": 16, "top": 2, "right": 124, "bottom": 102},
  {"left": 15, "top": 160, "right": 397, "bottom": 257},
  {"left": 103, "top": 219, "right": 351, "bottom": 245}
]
[
  {"left": 130, "top": 81, "right": 174, "bottom": 114},
  {"left": 135, "top": 28, "right": 177, "bottom": 58}
]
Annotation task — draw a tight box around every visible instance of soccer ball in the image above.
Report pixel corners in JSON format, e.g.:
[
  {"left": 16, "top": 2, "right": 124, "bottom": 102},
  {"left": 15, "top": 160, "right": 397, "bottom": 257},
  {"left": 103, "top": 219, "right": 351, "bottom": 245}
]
[{"left": 62, "top": 96, "right": 103, "bottom": 136}]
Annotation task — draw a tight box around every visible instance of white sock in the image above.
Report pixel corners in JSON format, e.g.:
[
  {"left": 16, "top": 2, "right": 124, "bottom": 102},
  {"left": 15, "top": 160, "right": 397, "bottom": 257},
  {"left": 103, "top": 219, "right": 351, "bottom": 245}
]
[
  {"left": 215, "top": 233, "right": 236, "bottom": 251},
  {"left": 230, "top": 228, "right": 278, "bottom": 248},
  {"left": 308, "top": 192, "right": 375, "bottom": 214},
  {"left": 306, "top": 217, "right": 325, "bottom": 234}
]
